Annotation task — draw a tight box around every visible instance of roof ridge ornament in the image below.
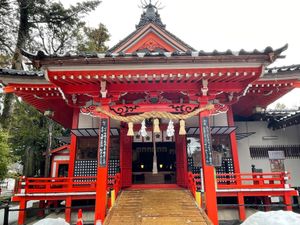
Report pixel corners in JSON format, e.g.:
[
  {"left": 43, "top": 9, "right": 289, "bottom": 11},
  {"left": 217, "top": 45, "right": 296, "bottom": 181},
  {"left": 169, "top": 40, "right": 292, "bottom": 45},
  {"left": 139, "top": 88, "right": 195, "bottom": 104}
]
[{"left": 136, "top": 0, "right": 165, "bottom": 29}]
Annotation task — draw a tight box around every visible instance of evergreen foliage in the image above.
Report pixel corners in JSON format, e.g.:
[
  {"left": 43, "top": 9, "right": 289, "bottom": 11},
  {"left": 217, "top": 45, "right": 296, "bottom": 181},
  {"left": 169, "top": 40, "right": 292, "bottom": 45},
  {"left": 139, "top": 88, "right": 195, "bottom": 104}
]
[
  {"left": 9, "top": 100, "right": 66, "bottom": 176},
  {"left": 0, "top": 130, "right": 10, "bottom": 180},
  {"left": 0, "top": 0, "right": 109, "bottom": 178}
]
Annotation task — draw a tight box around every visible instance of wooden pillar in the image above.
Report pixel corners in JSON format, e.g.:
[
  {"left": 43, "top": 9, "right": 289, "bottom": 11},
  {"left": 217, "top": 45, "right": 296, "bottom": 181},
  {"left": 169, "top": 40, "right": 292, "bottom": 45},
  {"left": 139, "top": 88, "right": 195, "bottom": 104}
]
[
  {"left": 120, "top": 124, "right": 132, "bottom": 187},
  {"left": 284, "top": 193, "right": 292, "bottom": 211},
  {"left": 94, "top": 104, "right": 110, "bottom": 224},
  {"left": 227, "top": 107, "right": 241, "bottom": 174},
  {"left": 18, "top": 199, "right": 27, "bottom": 225},
  {"left": 199, "top": 99, "right": 219, "bottom": 225},
  {"left": 65, "top": 197, "right": 72, "bottom": 223},
  {"left": 237, "top": 193, "right": 246, "bottom": 221},
  {"left": 263, "top": 196, "right": 271, "bottom": 211},
  {"left": 176, "top": 131, "right": 188, "bottom": 187},
  {"left": 37, "top": 200, "right": 45, "bottom": 218},
  {"left": 68, "top": 108, "right": 80, "bottom": 177}
]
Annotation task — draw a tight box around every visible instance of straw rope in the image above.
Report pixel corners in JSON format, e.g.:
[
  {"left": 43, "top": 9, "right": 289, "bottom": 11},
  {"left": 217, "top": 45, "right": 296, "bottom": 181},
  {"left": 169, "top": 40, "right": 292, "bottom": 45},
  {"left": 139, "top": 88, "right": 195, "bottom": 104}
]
[{"left": 95, "top": 104, "right": 214, "bottom": 122}]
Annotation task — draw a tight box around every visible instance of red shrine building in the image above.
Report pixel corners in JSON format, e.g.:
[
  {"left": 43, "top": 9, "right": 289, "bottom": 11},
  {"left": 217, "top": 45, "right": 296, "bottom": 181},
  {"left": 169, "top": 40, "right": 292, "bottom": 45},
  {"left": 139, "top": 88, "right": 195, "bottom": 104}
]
[{"left": 1, "top": 2, "right": 300, "bottom": 225}]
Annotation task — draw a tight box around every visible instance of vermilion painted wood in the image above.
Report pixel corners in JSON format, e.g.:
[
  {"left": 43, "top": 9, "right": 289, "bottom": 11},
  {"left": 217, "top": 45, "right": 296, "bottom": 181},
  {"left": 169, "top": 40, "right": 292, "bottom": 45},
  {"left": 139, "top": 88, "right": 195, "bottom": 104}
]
[
  {"left": 198, "top": 99, "right": 219, "bottom": 225},
  {"left": 51, "top": 160, "right": 69, "bottom": 178},
  {"left": 176, "top": 131, "right": 188, "bottom": 187},
  {"left": 50, "top": 145, "right": 70, "bottom": 154},
  {"left": 120, "top": 125, "right": 133, "bottom": 187},
  {"left": 227, "top": 106, "right": 240, "bottom": 175},
  {"left": 47, "top": 67, "right": 262, "bottom": 84},
  {"left": 125, "top": 32, "right": 176, "bottom": 53},
  {"left": 68, "top": 108, "right": 79, "bottom": 178},
  {"left": 95, "top": 114, "right": 110, "bottom": 224}
]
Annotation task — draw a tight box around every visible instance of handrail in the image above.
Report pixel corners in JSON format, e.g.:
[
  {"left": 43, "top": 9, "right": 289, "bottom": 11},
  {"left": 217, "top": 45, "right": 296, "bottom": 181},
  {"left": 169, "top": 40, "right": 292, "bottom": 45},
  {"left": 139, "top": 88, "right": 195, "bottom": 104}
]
[
  {"left": 187, "top": 172, "right": 197, "bottom": 198},
  {"left": 189, "top": 171, "right": 291, "bottom": 191},
  {"left": 15, "top": 173, "right": 121, "bottom": 195}
]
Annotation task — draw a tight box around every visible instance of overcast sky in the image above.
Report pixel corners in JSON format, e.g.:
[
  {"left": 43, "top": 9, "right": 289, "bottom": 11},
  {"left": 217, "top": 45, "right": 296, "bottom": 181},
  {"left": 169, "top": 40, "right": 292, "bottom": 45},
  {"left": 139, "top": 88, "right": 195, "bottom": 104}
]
[{"left": 61, "top": 0, "right": 300, "bottom": 109}]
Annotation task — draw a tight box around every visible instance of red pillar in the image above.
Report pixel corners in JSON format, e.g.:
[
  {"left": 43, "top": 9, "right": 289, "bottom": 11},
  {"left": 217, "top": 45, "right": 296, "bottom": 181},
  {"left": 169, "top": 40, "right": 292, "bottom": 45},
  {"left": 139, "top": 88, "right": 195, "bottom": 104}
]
[
  {"left": 199, "top": 99, "right": 219, "bottom": 225},
  {"left": 176, "top": 131, "right": 188, "bottom": 187},
  {"left": 237, "top": 193, "right": 246, "bottom": 221},
  {"left": 65, "top": 197, "right": 72, "bottom": 223},
  {"left": 94, "top": 106, "right": 110, "bottom": 224},
  {"left": 37, "top": 200, "right": 45, "bottom": 218},
  {"left": 120, "top": 124, "right": 132, "bottom": 187},
  {"left": 18, "top": 199, "right": 27, "bottom": 225},
  {"left": 68, "top": 108, "right": 80, "bottom": 177},
  {"left": 284, "top": 193, "right": 292, "bottom": 211},
  {"left": 227, "top": 106, "right": 241, "bottom": 174}
]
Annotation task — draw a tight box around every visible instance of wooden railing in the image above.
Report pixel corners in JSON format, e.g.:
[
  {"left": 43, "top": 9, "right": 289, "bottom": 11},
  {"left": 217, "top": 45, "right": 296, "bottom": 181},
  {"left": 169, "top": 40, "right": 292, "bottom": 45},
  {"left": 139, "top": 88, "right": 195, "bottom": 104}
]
[
  {"left": 187, "top": 172, "right": 197, "bottom": 198},
  {"left": 188, "top": 171, "right": 291, "bottom": 191},
  {"left": 15, "top": 173, "right": 121, "bottom": 195}
]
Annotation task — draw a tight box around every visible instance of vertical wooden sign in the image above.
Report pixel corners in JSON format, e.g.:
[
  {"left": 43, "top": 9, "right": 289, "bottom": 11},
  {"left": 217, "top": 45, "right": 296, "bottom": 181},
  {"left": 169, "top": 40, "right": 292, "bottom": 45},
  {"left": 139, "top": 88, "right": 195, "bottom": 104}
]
[
  {"left": 202, "top": 117, "right": 213, "bottom": 166},
  {"left": 99, "top": 118, "right": 108, "bottom": 167}
]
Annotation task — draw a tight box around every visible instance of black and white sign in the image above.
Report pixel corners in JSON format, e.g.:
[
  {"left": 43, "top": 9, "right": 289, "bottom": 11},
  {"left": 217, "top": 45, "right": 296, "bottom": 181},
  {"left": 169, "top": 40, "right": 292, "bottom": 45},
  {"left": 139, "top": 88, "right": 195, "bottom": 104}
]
[
  {"left": 202, "top": 117, "right": 213, "bottom": 165},
  {"left": 99, "top": 118, "right": 108, "bottom": 167}
]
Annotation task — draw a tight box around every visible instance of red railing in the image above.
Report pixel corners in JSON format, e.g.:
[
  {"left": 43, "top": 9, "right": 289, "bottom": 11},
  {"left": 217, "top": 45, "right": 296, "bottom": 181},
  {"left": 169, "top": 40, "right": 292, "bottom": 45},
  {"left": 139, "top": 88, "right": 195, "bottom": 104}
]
[
  {"left": 15, "top": 173, "right": 121, "bottom": 195},
  {"left": 188, "top": 171, "right": 291, "bottom": 191},
  {"left": 187, "top": 172, "right": 197, "bottom": 197}
]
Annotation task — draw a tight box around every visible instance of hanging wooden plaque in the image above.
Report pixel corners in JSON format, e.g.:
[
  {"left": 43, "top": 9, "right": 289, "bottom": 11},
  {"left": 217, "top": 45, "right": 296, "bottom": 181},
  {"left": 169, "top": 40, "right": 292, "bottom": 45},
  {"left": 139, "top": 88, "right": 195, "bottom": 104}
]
[
  {"left": 98, "top": 118, "right": 108, "bottom": 167},
  {"left": 202, "top": 117, "right": 213, "bottom": 165}
]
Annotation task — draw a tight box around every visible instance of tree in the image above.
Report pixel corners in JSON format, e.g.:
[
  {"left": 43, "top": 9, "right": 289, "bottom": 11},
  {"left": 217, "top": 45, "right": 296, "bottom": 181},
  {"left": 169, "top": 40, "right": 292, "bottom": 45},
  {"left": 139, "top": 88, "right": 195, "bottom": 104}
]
[
  {"left": 77, "top": 23, "right": 110, "bottom": 52},
  {"left": 9, "top": 100, "right": 65, "bottom": 176},
  {"left": 0, "top": 130, "right": 10, "bottom": 180},
  {"left": 0, "top": 0, "right": 101, "bottom": 128}
]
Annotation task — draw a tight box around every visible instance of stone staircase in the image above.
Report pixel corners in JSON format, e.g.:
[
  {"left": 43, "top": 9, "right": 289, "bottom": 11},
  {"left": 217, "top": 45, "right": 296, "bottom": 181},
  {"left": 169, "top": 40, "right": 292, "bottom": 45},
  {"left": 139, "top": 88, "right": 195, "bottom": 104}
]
[{"left": 104, "top": 189, "right": 212, "bottom": 225}]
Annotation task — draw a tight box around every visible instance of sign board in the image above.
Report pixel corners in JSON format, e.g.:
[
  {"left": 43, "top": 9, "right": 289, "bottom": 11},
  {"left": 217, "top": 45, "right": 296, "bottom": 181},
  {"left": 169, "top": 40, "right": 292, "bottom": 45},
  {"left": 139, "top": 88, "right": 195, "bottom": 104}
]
[
  {"left": 98, "top": 118, "right": 108, "bottom": 167},
  {"left": 202, "top": 117, "right": 213, "bottom": 165},
  {"left": 270, "top": 159, "right": 285, "bottom": 172},
  {"left": 268, "top": 150, "right": 285, "bottom": 160}
]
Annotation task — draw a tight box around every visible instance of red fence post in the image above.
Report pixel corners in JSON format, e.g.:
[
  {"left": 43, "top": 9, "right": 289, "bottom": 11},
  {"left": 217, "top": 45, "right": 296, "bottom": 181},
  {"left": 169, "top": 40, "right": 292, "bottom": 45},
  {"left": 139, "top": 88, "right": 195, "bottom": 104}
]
[
  {"left": 65, "top": 197, "right": 72, "bottom": 223},
  {"left": 18, "top": 199, "right": 27, "bottom": 225},
  {"left": 237, "top": 193, "right": 246, "bottom": 221}
]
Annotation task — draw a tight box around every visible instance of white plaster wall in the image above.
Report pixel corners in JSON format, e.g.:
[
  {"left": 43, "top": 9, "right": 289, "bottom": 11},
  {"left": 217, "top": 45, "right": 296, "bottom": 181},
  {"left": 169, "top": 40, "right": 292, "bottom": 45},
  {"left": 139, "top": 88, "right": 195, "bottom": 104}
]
[
  {"left": 186, "top": 113, "right": 228, "bottom": 128},
  {"left": 53, "top": 155, "right": 70, "bottom": 161},
  {"left": 236, "top": 121, "right": 300, "bottom": 186},
  {"left": 78, "top": 114, "right": 120, "bottom": 128},
  {"left": 210, "top": 113, "right": 228, "bottom": 126},
  {"left": 78, "top": 113, "right": 100, "bottom": 128}
]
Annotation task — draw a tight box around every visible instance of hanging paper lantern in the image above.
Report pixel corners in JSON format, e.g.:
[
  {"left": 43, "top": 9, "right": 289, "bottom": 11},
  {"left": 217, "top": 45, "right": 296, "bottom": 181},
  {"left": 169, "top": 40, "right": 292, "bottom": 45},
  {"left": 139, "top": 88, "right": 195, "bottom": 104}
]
[
  {"left": 139, "top": 120, "right": 147, "bottom": 137},
  {"left": 179, "top": 119, "right": 186, "bottom": 135},
  {"left": 153, "top": 118, "right": 160, "bottom": 133},
  {"left": 166, "top": 120, "right": 175, "bottom": 137}
]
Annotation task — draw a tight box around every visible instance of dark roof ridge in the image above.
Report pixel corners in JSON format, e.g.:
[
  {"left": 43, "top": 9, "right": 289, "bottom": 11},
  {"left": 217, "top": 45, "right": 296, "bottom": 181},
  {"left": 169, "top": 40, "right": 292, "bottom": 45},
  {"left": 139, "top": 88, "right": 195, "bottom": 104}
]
[
  {"left": 0, "top": 68, "right": 44, "bottom": 77},
  {"left": 21, "top": 44, "right": 287, "bottom": 60}
]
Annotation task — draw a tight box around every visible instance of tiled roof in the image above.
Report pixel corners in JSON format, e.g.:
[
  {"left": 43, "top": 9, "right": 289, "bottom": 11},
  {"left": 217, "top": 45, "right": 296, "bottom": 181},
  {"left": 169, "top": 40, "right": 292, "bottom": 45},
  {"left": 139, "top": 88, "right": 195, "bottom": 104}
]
[
  {"left": 21, "top": 44, "right": 288, "bottom": 60},
  {"left": 109, "top": 2, "right": 195, "bottom": 52},
  {"left": 265, "top": 64, "right": 300, "bottom": 75},
  {"left": 0, "top": 68, "right": 44, "bottom": 77},
  {"left": 264, "top": 109, "right": 300, "bottom": 130}
]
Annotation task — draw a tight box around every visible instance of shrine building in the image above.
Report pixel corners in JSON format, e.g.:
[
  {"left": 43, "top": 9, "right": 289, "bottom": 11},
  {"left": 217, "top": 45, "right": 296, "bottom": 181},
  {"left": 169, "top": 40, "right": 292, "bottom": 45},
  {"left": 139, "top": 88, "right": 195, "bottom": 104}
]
[{"left": 0, "top": 2, "right": 300, "bottom": 225}]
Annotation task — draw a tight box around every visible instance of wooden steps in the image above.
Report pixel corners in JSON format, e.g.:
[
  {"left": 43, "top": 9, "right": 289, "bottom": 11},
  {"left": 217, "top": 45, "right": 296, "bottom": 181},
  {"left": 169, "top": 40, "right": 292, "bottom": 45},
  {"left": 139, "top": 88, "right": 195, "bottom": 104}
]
[{"left": 104, "top": 189, "right": 212, "bottom": 225}]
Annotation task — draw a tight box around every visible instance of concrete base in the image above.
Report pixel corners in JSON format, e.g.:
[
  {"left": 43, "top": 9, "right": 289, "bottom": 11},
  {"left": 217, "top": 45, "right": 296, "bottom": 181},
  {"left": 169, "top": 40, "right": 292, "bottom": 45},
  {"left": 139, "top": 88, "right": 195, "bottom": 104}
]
[{"left": 218, "top": 208, "right": 258, "bottom": 221}]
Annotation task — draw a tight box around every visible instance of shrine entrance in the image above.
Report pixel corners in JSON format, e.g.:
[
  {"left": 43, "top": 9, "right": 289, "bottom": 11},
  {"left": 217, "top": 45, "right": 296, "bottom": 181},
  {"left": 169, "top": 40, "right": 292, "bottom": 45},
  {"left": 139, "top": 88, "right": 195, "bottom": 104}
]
[{"left": 132, "top": 142, "right": 176, "bottom": 184}]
